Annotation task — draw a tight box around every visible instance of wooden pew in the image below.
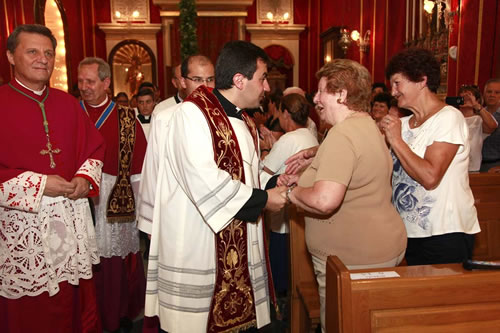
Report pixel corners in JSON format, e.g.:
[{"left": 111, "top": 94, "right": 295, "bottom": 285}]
[
  {"left": 470, "top": 173, "right": 500, "bottom": 260},
  {"left": 289, "top": 205, "right": 320, "bottom": 333},
  {"left": 325, "top": 255, "right": 500, "bottom": 332},
  {"left": 288, "top": 173, "right": 500, "bottom": 332}
]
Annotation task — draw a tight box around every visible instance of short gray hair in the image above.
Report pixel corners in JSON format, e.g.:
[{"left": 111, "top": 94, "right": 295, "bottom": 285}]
[
  {"left": 485, "top": 78, "right": 500, "bottom": 89},
  {"left": 78, "top": 57, "right": 111, "bottom": 81}
]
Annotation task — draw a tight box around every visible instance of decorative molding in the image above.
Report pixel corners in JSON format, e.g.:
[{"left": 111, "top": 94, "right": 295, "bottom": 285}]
[
  {"left": 160, "top": 10, "right": 248, "bottom": 17},
  {"left": 246, "top": 24, "right": 306, "bottom": 40},
  {"left": 153, "top": 0, "right": 253, "bottom": 12},
  {"left": 98, "top": 23, "right": 162, "bottom": 40},
  {"left": 98, "top": 23, "right": 161, "bottom": 66},
  {"left": 247, "top": 24, "right": 306, "bottom": 87}
]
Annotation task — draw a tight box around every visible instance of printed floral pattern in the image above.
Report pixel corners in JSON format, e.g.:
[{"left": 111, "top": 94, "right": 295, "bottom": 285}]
[{"left": 392, "top": 156, "right": 435, "bottom": 231}]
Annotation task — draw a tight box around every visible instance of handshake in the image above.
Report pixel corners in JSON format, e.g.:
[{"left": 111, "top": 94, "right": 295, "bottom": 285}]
[
  {"left": 264, "top": 174, "right": 300, "bottom": 212},
  {"left": 264, "top": 146, "right": 319, "bottom": 212}
]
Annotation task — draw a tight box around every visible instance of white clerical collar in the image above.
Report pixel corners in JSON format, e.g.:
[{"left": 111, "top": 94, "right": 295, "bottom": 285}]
[
  {"left": 16, "top": 78, "right": 46, "bottom": 96},
  {"left": 88, "top": 95, "right": 109, "bottom": 108}
]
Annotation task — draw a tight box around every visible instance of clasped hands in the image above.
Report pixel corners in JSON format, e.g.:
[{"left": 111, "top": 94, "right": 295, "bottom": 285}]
[
  {"left": 43, "top": 175, "right": 90, "bottom": 200},
  {"left": 265, "top": 146, "right": 319, "bottom": 212}
]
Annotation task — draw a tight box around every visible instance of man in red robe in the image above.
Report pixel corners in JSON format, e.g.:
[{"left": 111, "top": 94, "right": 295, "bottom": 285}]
[
  {"left": 78, "top": 57, "right": 147, "bottom": 332},
  {"left": 0, "top": 24, "right": 105, "bottom": 333}
]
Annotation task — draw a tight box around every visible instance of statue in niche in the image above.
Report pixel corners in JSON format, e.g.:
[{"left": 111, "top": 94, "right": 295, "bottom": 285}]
[
  {"left": 112, "top": 42, "right": 152, "bottom": 98},
  {"left": 126, "top": 56, "right": 144, "bottom": 96}
]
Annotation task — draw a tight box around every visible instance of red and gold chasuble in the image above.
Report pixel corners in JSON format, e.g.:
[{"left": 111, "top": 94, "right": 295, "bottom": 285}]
[{"left": 186, "top": 86, "right": 278, "bottom": 332}]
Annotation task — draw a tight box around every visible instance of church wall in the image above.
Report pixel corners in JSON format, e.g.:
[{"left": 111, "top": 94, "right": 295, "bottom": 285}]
[
  {"left": 0, "top": 0, "right": 165, "bottom": 98},
  {"left": 245, "top": 0, "right": 499, "bottom": 96},
  {"left": 0, "top": 0, "right": 498, "bottom": 98}
]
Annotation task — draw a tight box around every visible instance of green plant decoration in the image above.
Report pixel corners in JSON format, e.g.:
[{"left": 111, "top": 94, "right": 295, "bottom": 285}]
[{"left": 179, "top": 0, "right": 198, "bottom": 60}]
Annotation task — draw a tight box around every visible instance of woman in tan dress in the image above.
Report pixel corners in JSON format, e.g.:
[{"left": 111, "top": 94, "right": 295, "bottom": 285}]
[{"left": 280, "top": 59, "right": 406, "bottom": 332}]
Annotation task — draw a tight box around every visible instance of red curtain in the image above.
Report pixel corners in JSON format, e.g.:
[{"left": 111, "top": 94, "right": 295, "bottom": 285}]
[
  {"left": 264, "top": 45, "right": 294, "bottom": 88},
  {"left": 170, "top": 16, "right": 239, "bottom": 66}
]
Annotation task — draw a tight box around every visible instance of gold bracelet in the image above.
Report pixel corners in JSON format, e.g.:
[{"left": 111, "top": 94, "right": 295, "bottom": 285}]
[{"left": 286, "top": 185, "right": 296, "bottom": 203}]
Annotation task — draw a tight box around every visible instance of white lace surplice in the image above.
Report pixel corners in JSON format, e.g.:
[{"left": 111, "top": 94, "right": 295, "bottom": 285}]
[{"left": 0, "top": 171, "right": 100, "bottom": 299}]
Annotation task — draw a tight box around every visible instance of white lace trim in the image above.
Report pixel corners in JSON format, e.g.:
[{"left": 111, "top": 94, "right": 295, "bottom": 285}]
[
  {"left": 75, "top": 158, "right": 104, "bottom": 193},
  {"left": 0, "top": 171, "right": 46, "bottom": 213},
  {"left": 93, "top": 173, "right": 140, "bottom": 258},
  {"left": 0, "top": 196, "right": 99, "bottom": 299}
]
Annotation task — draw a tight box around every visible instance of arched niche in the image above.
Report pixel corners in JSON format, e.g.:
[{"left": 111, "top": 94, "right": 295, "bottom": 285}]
[
  {"left": 34, "top": 0, "right": 72, "bottom": 92},
  {"left": 264, "top": 44, "right": 295, "bottom": 92},
  {"left": 108, "top": 40, "right": 157, "bottom": 99}
]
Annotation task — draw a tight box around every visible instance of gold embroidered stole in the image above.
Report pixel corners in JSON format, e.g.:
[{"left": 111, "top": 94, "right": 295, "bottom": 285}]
[
  {"left": 241, "top": 113, "right": 281, "bottom": 321},
  {"left": 186, "top": 86, "right": 257, "bottom": 332},
  {"left": 106, "top": 105, "right": 137, "bottom": 223}
]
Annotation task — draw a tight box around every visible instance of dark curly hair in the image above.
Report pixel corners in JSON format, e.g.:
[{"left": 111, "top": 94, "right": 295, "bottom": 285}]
[
  {"left": 372, "top": 92, "right": 392, "bottom": 109},
  {"left": 385, "top": 48, "right": 441, "bottom": 93},
  {"left": 458, "top": 85, "right": 482, "bottom": 103}
]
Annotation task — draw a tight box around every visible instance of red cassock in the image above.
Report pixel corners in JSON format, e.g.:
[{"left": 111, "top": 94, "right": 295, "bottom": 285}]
[
  {"left": 82, "top": 99, "right": 148, "bottom": 332},
  {"left": 0, "top": 80, "right": 106, "bottom": 333},
  {"left": 0, "top": 80, "right": 105, "bottom": 188}
]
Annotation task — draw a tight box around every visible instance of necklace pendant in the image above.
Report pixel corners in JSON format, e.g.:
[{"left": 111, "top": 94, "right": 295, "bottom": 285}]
[{"left": 40, "top": 141, "right": 61, "bottom": 169}]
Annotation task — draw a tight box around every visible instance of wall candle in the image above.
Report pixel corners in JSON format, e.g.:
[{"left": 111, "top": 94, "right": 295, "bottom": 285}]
[
  {"left": 412, "top": 0, "right": 416, "bottom": 40},
  {"left": 418, "top": 0, "right": 422, "bottom": 36},
  {"left": 406, "top": 0, "right": 409, "bottom": 42}
]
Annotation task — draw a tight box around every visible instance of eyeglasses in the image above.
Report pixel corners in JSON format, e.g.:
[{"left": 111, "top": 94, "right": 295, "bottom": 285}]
[{"left": 184, "top": 76, "right": 215, "bottom": 84}]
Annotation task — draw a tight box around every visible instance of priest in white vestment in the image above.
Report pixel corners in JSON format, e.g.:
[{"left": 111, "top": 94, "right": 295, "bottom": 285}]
[{"left": 138, "top": 41, "right": 287, "bottom": 333}]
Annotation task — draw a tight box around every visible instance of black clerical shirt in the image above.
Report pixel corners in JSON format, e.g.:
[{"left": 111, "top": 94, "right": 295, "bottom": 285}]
[{"left": 213, "top": 89, "right": 268, "bottom": 222}]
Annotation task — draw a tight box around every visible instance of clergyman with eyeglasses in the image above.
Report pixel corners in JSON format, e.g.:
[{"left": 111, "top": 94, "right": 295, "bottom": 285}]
[{"left": 152, "top": 54, "right": 215, "bottom": 116}]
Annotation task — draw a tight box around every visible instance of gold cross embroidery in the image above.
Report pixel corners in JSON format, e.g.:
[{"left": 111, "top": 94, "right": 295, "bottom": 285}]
[{"left": 40, "top": 140, "right": 61, "bottom": 169}]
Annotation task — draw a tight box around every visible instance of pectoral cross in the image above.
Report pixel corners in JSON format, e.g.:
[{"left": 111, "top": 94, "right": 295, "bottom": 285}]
[{"left": 40, "top": 140, "right": 61, "bottom": 169}]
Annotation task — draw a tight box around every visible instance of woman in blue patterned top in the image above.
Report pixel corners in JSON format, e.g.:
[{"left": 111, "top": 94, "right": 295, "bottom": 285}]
[{"left": 381, "top": 48, "right": 480, "bottom": 265}]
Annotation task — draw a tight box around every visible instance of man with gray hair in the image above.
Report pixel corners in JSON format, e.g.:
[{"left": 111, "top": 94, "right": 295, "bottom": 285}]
[
  {"left": 78, "top": 57, "right": 148, "bottom": 332},
  {"left": 481, "top": 78, "right": 500, "bottom": 171},
  {"left": 1, "top": 24, "right": 105, "bottom": 332}
]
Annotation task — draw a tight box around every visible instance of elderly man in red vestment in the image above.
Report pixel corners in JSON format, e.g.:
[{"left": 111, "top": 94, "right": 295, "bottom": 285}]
[
  {"left": 77, "top": 56, "right": 147, "bottom": 332},
  {"left": 0, "top": 24, "right": 105, "bottom": 333}
]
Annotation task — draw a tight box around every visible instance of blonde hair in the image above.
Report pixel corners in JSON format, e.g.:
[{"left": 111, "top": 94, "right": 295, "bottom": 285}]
[{"left": 316, "top": 59, "right": 371, "bottom": 112}]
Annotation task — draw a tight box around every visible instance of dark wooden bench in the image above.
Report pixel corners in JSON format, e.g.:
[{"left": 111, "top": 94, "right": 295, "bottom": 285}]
[
  {"left": 470, "top": 173, "right": 500, "bottom": 260},
  {"left": 289, "top": 205, "right": 320, "bottom": 333}
]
